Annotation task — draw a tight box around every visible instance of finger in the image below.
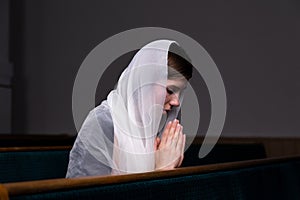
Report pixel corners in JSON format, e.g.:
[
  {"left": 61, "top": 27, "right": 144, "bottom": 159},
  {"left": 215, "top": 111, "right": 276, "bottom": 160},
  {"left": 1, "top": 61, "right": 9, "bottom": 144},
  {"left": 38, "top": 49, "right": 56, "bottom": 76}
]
[
  {"left": 175, "top": 129, "right": 183, "bottom": 152},
  {"left": 178, "top": 155, "right": 184, "bottom": 167},
  {"left": 161, "top": 121, "right": 172, "bottom": 145},
  {"left": 154, "top": 137, "right": 160, "bottom": 151},
  {"left": 181, "top": 133, "right": 186, "bottom": 155},
  {"left": 176, "top": 127, "right": 185, "bottom": 165},
  {"left": 156, "top": 137, "right": 161, "bottom": 150},
  {"left": 157, "top": 137, "right": 161, "bottom": 146},
  {"left": 178, "top": 134, "right": 186, "bottom": 167},
  {"left": 166, "top": 119, "right": 178, "bottom": 145},
  {"left": 173, "top": 124, "right": 182, "bottom": 147}
]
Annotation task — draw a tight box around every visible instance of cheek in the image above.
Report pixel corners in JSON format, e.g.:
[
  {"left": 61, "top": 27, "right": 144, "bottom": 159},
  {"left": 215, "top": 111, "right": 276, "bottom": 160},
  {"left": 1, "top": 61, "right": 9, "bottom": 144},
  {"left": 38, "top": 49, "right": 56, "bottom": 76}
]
[
  {"left": 153, "top": 86, "right": 166, "bottom": 105},
  {"left": 164, "top": 94, "right": 170, "bottom": 104}
]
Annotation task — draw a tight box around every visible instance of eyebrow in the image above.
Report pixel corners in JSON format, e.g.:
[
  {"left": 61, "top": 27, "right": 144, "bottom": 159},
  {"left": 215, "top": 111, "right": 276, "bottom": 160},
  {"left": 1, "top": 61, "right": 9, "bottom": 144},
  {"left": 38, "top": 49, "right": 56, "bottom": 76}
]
[{"left": 168, "top": 85, "right": 185, "bottom": 92}]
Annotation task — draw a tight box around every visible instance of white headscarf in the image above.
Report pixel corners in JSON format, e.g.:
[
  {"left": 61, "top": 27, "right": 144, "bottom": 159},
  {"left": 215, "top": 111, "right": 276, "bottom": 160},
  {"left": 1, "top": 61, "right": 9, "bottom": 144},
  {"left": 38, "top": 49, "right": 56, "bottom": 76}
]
[{"left": 77, "top": 40, "right": 184, "bottom": 174}]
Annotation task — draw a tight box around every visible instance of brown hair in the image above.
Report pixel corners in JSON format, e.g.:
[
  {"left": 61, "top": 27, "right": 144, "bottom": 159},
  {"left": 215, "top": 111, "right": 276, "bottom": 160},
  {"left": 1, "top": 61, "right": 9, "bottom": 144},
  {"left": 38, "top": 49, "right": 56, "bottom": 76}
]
[{"left": 167, "top": 51, "right": 193, "bottom": 80}]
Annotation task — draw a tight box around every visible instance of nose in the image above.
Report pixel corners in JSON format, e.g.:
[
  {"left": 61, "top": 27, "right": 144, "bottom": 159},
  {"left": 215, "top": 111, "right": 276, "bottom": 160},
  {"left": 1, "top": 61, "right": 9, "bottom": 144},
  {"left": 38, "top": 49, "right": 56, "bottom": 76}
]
[{"left": 169, "top": 94, "right": 180, "bottom": 107}]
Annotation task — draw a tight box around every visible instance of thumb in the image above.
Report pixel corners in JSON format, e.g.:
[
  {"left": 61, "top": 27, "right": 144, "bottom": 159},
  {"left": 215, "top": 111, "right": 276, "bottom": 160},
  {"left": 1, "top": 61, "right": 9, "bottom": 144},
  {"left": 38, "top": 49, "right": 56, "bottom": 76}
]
[{"left": 154, "top": 137, "right": 161, "bottom": 150}]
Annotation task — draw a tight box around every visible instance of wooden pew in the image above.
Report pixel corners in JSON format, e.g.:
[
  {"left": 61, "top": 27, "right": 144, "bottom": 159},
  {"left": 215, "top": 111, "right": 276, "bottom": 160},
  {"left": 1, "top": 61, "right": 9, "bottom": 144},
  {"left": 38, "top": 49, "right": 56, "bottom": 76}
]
[
  {"left": 0, "top": 134, "right": 75, "bottom": 147},
  {"left": 0, "top": 146, "right": 71, "bottom": 183},
  {"left": 0, "top": 139, "right": 266, "bottom": 183},
  {"left": 0, "top": 156, "right": 299, "bottom": 200},
  {"left": 0, "top": 137, "right": 267, "bottom": 183},
  {"left": 1, "top": 134, "right": 299, "bottom": 157},
  {"left": 195, "top": 136, "right": 300, "bottom": 158},
  {"left": 182, "top": 138, "right": 266, "bottom": 166},
  {"left": 230, "top": 137, "right": 300, "bottom": 157}
]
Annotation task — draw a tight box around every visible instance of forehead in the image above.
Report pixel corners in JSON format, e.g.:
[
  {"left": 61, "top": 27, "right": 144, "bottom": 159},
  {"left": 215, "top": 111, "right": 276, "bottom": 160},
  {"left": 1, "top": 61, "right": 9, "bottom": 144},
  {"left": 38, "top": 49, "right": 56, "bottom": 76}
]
[{"left": 166, "top": 78, "right": 188, "bottom": 90}]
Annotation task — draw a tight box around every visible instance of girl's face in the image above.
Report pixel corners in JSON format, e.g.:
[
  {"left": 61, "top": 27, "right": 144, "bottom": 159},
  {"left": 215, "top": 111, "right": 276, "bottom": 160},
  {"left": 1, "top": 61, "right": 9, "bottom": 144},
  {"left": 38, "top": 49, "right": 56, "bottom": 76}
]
[{"left": 163, "top": 78, "right": 187, "bottom": 114}]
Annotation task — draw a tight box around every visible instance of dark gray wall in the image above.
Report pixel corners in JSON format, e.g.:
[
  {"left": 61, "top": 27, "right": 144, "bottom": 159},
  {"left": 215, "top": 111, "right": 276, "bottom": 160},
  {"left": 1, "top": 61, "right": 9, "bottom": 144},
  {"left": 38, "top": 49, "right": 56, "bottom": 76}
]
[
  {"left": 9, "top": 0, "right": 300, "bottom": 136},
  {"left": 0, "top": 0, "right": 12, "bottom": 133}
]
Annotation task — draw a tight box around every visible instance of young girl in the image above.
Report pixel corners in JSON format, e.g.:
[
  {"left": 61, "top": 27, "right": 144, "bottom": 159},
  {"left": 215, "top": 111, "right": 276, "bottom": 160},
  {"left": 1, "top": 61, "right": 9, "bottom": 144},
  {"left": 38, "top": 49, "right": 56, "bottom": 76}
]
[{"left": 66, "top": 40, "right": 193, "bottom": 177}]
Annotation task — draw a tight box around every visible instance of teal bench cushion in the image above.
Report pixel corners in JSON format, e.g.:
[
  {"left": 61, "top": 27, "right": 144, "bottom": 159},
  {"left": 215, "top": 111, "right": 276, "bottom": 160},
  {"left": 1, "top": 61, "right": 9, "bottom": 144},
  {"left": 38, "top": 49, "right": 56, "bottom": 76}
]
[{"left": 0, "top": 150, "right": 70, "bottom": 183}]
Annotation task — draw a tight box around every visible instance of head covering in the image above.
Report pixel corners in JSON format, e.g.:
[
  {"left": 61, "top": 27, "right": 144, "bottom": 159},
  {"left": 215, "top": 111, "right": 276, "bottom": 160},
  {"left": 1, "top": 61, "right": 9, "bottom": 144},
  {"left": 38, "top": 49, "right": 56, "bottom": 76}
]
[{"left": 78, "top": 40, "right": 185, "bottom": 174}]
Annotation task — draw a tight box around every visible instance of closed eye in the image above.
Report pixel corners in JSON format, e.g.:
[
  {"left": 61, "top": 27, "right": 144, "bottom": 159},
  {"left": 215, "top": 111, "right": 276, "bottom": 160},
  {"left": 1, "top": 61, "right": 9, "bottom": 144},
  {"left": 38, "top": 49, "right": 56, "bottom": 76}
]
[{"left": 166, "top": 88, "right": 174, "bottom": 94}]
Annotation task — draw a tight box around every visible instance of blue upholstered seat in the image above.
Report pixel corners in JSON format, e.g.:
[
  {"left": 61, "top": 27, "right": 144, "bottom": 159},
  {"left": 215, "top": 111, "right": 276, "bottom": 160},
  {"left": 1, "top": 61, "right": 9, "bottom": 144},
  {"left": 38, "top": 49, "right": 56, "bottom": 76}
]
[{"left": 0, "top": 150, "right": 70, "bottom": 183}]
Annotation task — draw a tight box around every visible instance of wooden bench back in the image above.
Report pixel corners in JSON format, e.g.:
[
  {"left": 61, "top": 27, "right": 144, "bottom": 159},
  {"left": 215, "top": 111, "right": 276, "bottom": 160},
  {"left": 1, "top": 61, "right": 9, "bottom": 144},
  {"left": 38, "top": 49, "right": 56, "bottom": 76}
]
[
  {"left": 0, "top": 155, "right": 299, "bottom": 200},
  {"left": 0, "top": 146, "right": 72, "bottom": 183}
]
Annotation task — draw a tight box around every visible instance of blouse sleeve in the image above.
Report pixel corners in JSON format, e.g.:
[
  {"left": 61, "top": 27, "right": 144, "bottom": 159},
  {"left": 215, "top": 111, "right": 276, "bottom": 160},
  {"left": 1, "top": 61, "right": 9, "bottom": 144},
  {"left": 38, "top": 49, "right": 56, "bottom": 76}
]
[{"left": 66, "top": 101, "right": 114, "bottom": 178}]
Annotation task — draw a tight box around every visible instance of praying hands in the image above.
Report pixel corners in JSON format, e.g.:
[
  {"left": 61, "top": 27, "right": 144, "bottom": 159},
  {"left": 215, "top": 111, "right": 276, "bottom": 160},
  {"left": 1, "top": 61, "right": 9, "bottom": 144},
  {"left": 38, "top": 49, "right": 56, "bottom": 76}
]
[{"left": 155, "top": 119, "right": 186, "bottom": 170}]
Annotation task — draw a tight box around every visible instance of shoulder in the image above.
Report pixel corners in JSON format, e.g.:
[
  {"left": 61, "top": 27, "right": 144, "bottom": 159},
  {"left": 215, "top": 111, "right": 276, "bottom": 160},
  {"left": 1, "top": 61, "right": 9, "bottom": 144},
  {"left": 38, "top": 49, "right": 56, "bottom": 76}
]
[
  {"left": 88, "top": 101, "right": 114, "bottom": 141},
  {"left": 76, "top": 100, "right": 114, "bottom": 140},
  {"left": 93, "top": 101, "right": 113, "bottom": 126}
]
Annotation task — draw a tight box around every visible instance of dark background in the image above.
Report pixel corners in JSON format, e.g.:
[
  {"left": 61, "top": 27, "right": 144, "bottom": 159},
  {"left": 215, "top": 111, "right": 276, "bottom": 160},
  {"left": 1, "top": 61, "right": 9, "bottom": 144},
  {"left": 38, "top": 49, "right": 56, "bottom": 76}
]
[{"left": 0, "top": 0, "right": 299, "bottom": 137}]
